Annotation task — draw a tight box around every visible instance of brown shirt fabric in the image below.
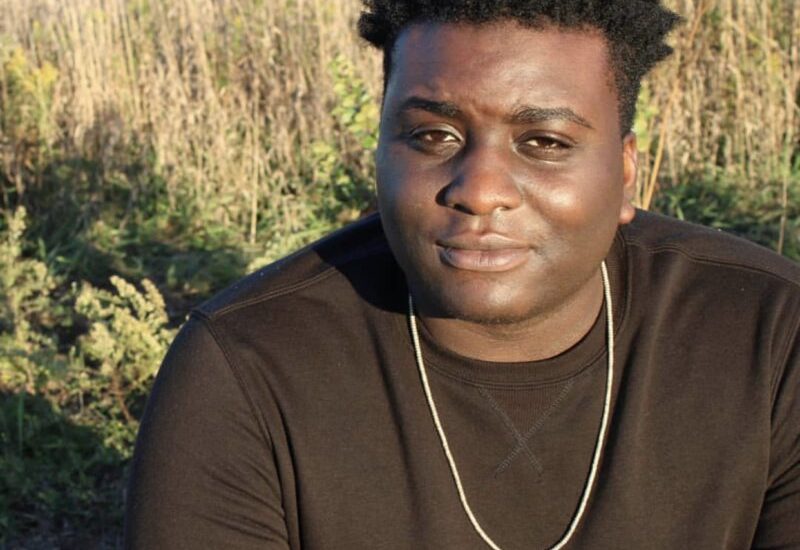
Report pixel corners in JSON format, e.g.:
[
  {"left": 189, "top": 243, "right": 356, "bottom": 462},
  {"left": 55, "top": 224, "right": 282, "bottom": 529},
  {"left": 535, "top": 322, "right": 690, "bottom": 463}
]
[{"left": 125, "top": 211, "right": 800, "bottom": 549}]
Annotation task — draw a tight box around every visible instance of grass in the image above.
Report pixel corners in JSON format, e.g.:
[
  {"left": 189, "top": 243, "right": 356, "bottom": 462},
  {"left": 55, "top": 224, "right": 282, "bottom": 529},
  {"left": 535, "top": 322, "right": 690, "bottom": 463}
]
[{"left": 0, "top": 0, "right": 797, "bottom": 546}]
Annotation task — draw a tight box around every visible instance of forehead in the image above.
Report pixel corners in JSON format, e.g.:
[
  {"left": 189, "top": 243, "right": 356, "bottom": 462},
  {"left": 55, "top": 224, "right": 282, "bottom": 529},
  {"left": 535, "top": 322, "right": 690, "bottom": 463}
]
[{"left": 385, "top": 21, "right": 618, "bottom": 127}]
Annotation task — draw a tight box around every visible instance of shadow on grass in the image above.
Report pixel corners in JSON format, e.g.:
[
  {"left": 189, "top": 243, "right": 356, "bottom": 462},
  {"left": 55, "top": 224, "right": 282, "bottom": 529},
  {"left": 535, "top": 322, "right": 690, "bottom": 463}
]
[
  {"left": 654, "top": 176, "right": 800, "bottom": 261},
  {"left": 10, "top": 153, "right": 249, "bottom": 322},
  {"left": 0, "top": 391, "right": 126, "bottom": 549},
  {"left": 0, "top": 149, "right": 253, "bottom": 548}
]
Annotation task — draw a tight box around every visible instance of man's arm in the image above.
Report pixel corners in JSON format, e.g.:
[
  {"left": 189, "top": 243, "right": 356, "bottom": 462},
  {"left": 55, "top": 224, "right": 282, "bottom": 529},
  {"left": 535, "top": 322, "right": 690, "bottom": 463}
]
[
  {"left": 124, "top": 316, "right": 290, "bottom": 549},
  {"left": 753, "top": 323, "right": 800, "bottom": 548}
]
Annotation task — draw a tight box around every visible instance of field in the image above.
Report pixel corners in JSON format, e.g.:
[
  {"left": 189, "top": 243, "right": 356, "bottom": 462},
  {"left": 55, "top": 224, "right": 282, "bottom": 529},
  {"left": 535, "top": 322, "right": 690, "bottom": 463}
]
[{"left": 0, "top": 0, "right": 798, "bottom": 546}]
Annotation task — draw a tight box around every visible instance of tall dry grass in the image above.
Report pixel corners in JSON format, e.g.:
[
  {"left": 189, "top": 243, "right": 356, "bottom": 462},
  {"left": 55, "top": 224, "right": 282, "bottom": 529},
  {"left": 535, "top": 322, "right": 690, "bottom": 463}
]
[
  {"left": 637, "top": 0, "right": 799, "bottom": 254},
  {"left": 0, "top": 0, "right": 380, "bottom": 252},
  {"left": 0, "top": 0, "right": 797, "bottom": 251}
]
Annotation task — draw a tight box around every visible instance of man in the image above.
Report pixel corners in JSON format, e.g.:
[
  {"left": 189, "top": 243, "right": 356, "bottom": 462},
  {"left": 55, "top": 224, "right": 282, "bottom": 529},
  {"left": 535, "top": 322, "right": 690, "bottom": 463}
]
[{"left": 125, "top": 1, "right": 800, "bottom": 548}]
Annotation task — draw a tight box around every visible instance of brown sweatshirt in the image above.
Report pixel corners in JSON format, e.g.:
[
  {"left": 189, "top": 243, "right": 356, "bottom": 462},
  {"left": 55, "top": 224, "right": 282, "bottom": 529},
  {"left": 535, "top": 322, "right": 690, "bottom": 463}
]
[{"left": 125, "top": 211, "right": 800, "bottom": 549}]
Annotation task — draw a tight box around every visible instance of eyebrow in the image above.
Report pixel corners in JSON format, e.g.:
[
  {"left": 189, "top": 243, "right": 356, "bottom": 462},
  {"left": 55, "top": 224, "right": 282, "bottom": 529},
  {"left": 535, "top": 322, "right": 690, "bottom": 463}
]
[
  {"left": 507, "top": 106, "right": 594, "bottom": 130},
  {"left": 396, "top": 96, "right": 594, "bottom": 130},
  {"left": 396, "top": 97, "right": 463, "bottom": 118}
]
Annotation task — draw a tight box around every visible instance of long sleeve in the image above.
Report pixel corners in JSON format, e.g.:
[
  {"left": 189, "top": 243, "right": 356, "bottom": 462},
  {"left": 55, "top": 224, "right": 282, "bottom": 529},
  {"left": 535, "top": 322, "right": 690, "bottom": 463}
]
[
  {"left": 124, "top": 316, "right": 290, "bottom": 549},
  {"left": 753, "top": 322, "right": 800, "bottom": 549}
]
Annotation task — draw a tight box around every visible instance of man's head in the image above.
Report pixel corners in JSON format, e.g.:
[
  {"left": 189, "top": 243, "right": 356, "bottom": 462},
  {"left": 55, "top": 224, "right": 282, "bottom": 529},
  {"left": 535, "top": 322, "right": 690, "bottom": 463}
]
[
  {"left": 361, "top": 2, "right": 679, "bottom": 343},
  {"left": 359, "top": 0, "right": 681, "bottom": 134}
]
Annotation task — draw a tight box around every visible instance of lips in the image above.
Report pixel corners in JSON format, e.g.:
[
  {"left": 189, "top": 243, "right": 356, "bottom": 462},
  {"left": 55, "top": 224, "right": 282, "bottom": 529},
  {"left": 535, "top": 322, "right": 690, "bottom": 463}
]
[{"left": 436, "top": 234, "right": 530, "bottom": 272}]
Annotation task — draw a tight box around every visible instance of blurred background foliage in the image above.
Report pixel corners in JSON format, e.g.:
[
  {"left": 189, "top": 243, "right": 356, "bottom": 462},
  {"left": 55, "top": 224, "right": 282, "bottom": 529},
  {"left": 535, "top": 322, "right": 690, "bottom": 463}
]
[{"left": 0, "top": 0, "right": 797, "bottom": 546}]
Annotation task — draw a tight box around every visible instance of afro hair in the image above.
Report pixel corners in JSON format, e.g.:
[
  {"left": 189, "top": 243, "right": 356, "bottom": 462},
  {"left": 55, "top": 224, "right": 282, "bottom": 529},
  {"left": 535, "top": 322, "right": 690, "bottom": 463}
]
[{"left": 358, "top": 0, "right": 682, "bottom": 133}]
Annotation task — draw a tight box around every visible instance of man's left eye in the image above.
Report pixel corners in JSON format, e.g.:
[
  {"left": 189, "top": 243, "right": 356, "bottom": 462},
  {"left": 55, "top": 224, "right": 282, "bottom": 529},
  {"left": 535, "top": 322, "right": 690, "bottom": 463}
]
[
  {"left": 518, "top": 135, "right": 572, "bottom": 159},
  {"left": 524, "top": 136, "right": 566, "bottom": 149}
]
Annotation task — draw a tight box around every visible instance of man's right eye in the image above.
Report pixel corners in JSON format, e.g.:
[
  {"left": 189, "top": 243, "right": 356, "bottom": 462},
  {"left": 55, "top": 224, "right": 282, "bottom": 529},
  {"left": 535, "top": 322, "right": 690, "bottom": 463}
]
[{"left": 408, "top": 128, "right": 461, "bottom": 151}]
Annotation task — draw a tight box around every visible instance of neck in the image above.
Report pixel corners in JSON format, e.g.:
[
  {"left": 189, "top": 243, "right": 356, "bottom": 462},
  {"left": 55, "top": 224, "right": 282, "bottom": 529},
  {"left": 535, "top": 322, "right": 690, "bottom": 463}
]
[{"left": 418, "top": 270, "right": 605, "bottom": 363}]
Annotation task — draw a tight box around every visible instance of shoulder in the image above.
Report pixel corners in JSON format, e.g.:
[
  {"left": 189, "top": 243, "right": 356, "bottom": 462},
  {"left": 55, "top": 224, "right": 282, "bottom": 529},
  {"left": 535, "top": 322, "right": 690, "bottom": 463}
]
[
  {"left": 620, "top": 209, "right": 800, "bottom": 289},
  {"left": 194, "top": 213, "right": 396, "bottom": 322},
  {"left": 618, "top": 210, "right": 800, "bottom": 368}
]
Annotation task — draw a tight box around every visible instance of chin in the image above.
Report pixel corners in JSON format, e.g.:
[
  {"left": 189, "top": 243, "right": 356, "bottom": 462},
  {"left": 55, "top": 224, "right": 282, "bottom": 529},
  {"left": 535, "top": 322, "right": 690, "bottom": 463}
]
[
  {"left": 445, "top": 303, "right": 536, "bottom": 326},
  {"left": 415, "top": 281, "right": 536, "bottom": 325}
]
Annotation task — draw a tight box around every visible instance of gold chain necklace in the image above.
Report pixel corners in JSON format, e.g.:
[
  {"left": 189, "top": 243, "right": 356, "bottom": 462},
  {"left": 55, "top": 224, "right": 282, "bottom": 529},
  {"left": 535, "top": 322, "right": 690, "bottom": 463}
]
[{"left": 407, "top": 261, "right": 615, "bottom": 550}]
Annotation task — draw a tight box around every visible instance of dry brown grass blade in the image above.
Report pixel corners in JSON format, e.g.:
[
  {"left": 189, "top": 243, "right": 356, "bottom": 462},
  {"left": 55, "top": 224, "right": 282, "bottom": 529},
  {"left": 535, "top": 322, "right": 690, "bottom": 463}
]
[{"left": 642, "top": 0, "right": 710, "bottom": 211}]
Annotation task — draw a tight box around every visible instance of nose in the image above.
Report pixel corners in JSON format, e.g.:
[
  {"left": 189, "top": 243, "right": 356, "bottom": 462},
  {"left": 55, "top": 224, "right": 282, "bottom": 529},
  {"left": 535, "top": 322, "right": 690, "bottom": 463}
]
[{"left": 440, "top": 141, "right": 523, "bottom": 215}]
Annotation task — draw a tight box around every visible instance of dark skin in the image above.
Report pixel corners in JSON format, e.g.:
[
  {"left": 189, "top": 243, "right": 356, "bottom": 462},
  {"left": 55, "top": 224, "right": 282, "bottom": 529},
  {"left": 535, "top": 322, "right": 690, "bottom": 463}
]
[{"left": 376, "top": 20, "right": 638, "bottom": 363}]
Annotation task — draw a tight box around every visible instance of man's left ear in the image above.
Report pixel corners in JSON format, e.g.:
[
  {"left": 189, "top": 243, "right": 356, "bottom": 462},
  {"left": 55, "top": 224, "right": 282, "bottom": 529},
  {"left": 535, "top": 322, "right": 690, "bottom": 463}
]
[{"left": 619, "top": 132, "right": 638, "bottom": 225}]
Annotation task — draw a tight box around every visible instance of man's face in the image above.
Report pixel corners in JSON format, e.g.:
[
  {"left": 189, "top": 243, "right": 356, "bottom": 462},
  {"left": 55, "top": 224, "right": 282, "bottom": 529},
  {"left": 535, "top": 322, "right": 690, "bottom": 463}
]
[{"left": 376, "top": 21, "right": 637, "bottom": 325}]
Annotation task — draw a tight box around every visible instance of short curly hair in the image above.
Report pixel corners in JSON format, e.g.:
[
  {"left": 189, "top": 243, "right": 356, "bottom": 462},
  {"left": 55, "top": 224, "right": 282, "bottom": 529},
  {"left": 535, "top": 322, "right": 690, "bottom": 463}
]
[{"left": 358, "top": 0, "right": 681, "bottom": 134}]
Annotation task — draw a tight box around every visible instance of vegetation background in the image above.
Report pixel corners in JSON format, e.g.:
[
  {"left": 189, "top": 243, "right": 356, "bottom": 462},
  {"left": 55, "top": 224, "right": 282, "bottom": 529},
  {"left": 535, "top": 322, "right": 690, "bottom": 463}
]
[{"left": 0, "top": 0, "right": 797, "bottom": 547}]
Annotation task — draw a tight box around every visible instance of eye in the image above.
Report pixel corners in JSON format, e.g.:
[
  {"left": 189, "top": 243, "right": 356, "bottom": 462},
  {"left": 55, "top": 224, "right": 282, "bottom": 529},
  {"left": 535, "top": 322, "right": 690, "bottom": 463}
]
[
  {"left": 416, "top": 130, "right": 458, "bottom": 143},
  {"left": 517, "top": 134, "right": 572, "bottom": 160},
  {"left": 526, "top": 136, "right": 564, "bottom": 149},
  {"left": 407, "top": 127, "right": 462, "bottom": 154}
]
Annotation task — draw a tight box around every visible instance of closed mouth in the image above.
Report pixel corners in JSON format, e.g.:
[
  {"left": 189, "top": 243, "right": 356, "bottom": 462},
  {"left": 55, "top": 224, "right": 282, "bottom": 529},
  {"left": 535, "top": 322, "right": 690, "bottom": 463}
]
[{"left": 437, "top": 244, "right": 530, "bottom": 272}]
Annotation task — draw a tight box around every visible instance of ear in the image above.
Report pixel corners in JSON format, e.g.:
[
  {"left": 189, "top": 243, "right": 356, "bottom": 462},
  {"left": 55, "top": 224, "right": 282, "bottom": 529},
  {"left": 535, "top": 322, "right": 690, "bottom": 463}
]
[{"left": 618, "top": 132, "right": 638, "bottom": 225}]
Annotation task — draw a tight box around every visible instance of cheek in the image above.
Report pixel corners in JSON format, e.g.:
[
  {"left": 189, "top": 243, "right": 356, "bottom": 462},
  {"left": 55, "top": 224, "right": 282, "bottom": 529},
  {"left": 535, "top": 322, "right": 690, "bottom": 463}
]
[
  {"left": 377, "top": 146, "right": 435, "bottom": 220},
  {"left": 376, "top": 155, "right": 427, "bottom": 261},
  {"left": 559, "top": 151, "right": 624, "bottom": 217},
  {"left": 533, "top": 180, "right": 616, "bottom": 228},
  {"left": 527, "top": 158, "right": 625, "bottom": 246},
  {"left": 376, "top": 146, "right": 406, "bottom": 215}
]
